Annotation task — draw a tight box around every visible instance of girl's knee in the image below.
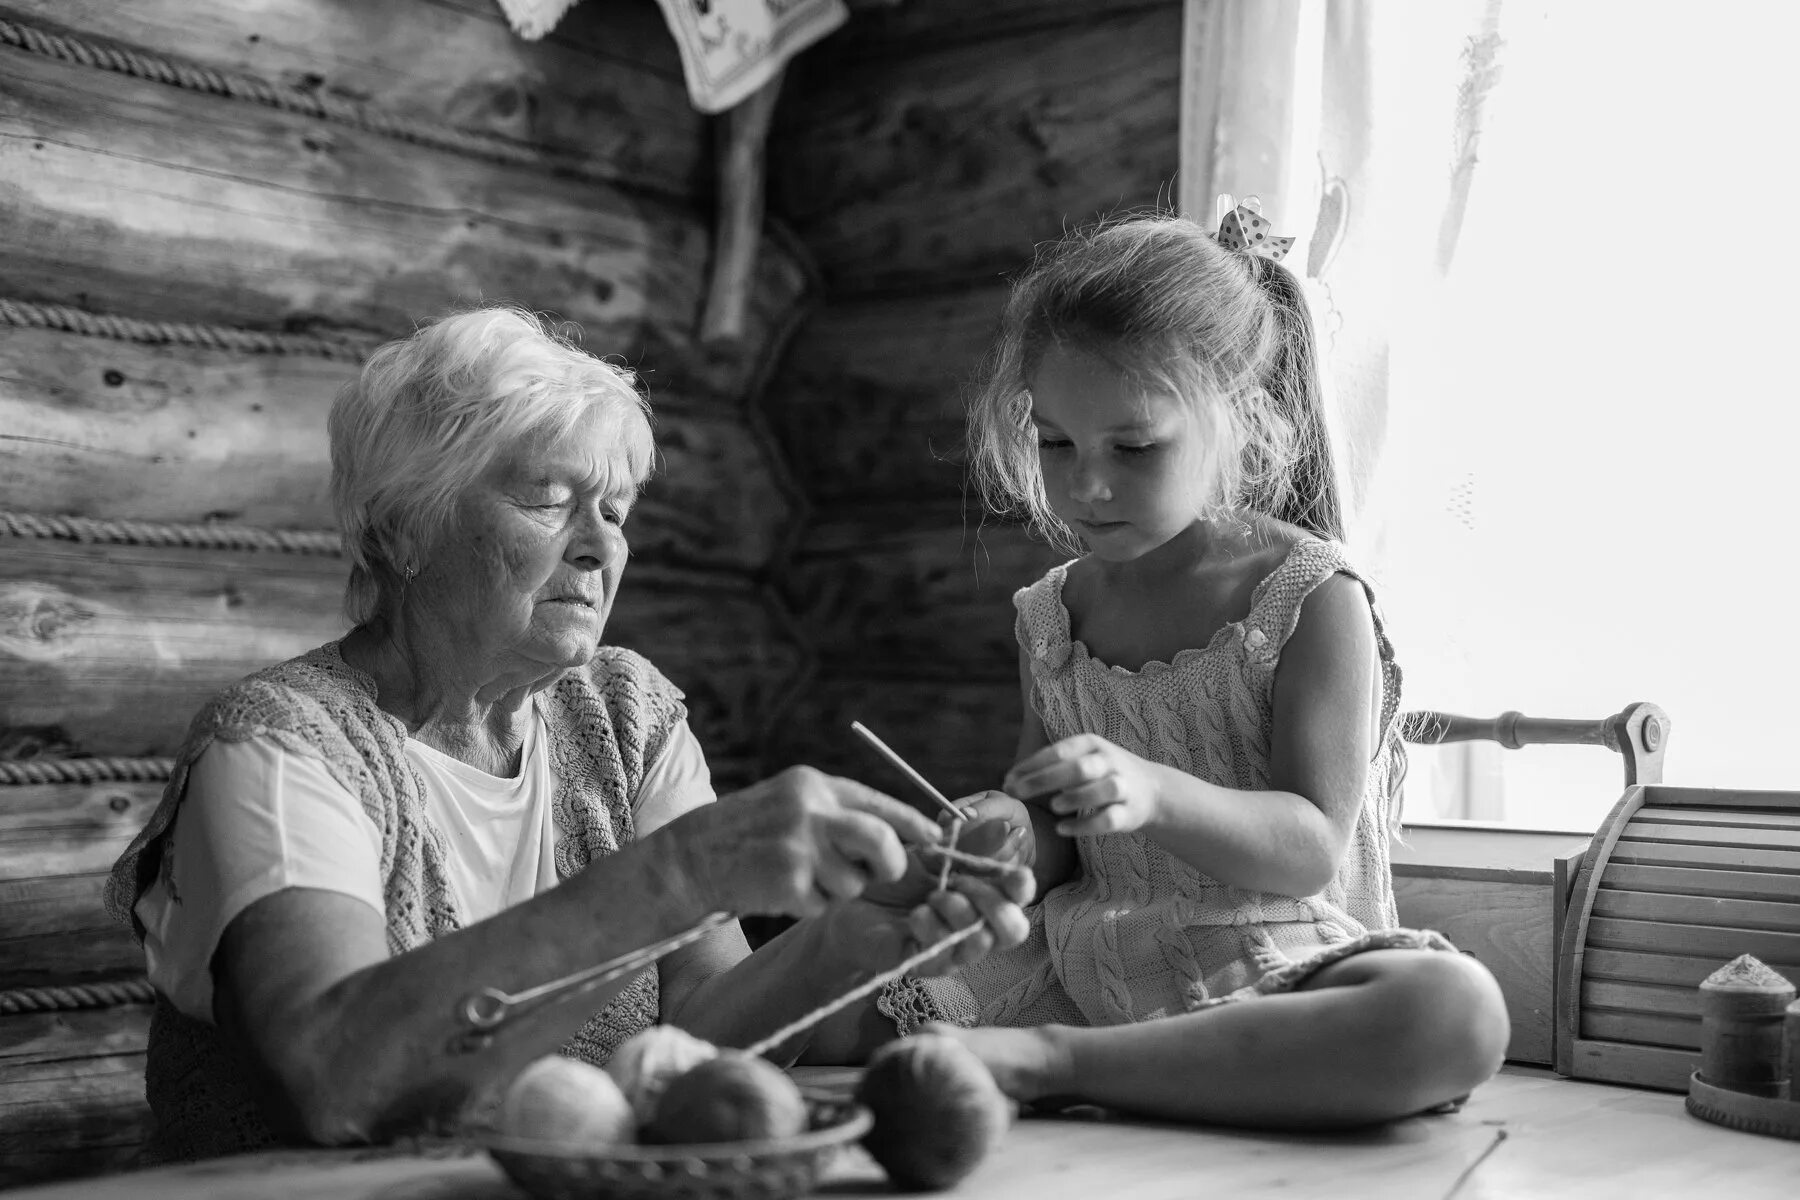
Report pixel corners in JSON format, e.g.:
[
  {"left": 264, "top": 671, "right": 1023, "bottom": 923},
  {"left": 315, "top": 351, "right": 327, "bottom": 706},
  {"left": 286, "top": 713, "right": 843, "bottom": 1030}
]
[{"left": 1381, "top": 951, "right": 1510, "bottom": 1100}]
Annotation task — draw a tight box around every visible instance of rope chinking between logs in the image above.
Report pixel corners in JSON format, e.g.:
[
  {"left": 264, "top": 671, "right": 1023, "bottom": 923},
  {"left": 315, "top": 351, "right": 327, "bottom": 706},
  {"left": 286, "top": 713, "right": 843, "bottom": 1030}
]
[
  {"left": 1, "top": 297, "right": 351, "bottom": 555},
  {"left": 0, "top": 297, "right": 372, "bottom": 361}
]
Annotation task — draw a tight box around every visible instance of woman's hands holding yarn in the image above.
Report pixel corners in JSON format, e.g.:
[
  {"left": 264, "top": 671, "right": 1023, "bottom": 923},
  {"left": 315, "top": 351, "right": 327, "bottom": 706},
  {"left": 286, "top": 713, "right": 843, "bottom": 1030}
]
[
  {"left": 1005, "top": 734, "right": 1163, "bottom": 837},
  {"left": 822, "top": 818, "right": 1035, "bottom": 977},
  {"left": 671, "top": 766, "right": 941, "bottom": 920}
]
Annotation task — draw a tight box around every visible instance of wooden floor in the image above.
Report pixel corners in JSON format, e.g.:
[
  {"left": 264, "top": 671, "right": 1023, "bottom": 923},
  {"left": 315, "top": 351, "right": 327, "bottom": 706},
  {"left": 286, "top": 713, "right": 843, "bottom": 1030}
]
[{"left": 5, "top": 1068, "right": 1795, "bottom": 1199}]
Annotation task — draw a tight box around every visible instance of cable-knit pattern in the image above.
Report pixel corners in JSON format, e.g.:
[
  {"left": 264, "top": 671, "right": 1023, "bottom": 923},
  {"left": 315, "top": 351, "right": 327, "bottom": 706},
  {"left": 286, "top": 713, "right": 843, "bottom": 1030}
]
[
  {"left": 978, "top": 955, "right": 1060, "bottom": 1026},
  {"left": 908, "top": 539, "right": 1411, "bottom": 1030},
  {"left": 104, "top": 641, "right": 685, "bottom": 1162}
]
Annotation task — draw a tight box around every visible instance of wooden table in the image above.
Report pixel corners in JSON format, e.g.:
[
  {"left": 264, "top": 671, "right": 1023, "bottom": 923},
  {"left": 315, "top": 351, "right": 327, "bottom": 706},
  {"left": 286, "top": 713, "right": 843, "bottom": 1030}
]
[{"left": 6, "top": 1068, "right": 1795, "bottom": 1200}]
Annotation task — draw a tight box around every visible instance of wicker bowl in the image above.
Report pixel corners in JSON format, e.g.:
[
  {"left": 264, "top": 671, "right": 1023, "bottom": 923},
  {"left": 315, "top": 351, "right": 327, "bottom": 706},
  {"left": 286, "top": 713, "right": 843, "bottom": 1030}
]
[{"left": 484, "top": 1096, "right": 873, "bottom": 1200}]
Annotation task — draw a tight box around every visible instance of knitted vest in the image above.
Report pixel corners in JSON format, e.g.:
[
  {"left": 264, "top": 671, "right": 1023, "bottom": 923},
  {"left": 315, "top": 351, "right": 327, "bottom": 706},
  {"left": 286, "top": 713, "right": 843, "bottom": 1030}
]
[{"left": 103, "top": 641, "right": 684, "bottom": 1162}]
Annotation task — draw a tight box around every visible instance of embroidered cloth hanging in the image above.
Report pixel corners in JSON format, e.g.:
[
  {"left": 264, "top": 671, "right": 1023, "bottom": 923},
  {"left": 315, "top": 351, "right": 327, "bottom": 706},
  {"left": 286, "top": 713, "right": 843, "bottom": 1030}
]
[{"left": 494, "top": 0, "right": 848, "bottom": 114}]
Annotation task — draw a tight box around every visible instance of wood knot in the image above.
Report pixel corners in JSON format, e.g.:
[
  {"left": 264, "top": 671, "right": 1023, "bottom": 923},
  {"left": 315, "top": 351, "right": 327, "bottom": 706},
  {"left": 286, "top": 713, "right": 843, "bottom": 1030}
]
[{"left": 0, "top": 585, "right": 97, "bottom": 647}]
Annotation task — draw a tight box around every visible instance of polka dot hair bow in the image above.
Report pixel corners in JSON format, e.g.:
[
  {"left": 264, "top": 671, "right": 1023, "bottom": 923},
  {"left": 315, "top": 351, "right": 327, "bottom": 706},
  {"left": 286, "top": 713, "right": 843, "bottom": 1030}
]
[{"left": 1211, "top": 193, "right": 1294, "bottom": 262}]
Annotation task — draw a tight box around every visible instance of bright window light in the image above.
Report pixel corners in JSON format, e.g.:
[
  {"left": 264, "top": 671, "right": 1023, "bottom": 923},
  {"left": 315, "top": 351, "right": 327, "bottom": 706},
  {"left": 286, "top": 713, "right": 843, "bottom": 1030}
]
[{"left": 1364, "top": 1, "right": 1800, "bottom": 829}]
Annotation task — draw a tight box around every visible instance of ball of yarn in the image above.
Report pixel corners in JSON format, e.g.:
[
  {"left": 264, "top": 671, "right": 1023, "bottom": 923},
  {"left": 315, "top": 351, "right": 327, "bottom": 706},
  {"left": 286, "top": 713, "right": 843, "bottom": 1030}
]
[
  {"left": 856, "top": 1033, "right": 1011, "bottom": 1191},
  {"left": 604, "top": 1024, "right": 721, "bottom": 1123},
  {"left": 498, "top": 1055, "right": 636, "bottom": 1147},
  {"left": 642, "top": 1051, "right": 810, "bottom": 1145}
]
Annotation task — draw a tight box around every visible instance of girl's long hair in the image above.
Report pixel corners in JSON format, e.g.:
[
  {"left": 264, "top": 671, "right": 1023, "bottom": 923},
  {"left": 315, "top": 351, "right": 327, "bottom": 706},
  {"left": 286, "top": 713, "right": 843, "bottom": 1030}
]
[{"left": 967, "top": 213, "right": 1344, "bottom": 550}]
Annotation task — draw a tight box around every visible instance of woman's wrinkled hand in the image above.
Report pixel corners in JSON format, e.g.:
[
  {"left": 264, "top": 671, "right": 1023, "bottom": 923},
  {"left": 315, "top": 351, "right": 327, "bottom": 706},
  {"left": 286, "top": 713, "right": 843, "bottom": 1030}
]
[
  {"left": 1004, "top": 734, "right": 1162, "bottom": 837},
  {"left": 669, "top": 766, "right": 941, "bottom": 919},
  {"left": 823, "top": 819, "right": 1035, "bottom": 977}
]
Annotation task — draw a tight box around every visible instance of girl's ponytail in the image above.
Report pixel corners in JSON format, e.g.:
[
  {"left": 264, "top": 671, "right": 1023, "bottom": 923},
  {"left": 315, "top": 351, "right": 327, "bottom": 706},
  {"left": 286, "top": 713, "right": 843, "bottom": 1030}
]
[{"left": 1250, "top": 257, "right": 1345, "bottom": 543}]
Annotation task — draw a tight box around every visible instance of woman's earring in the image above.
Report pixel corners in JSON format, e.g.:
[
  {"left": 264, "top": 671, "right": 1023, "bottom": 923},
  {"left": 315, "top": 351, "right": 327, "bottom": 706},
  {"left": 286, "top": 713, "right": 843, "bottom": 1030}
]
[{"left": 402, "top": 562, "right": 418, "bottom": 582}]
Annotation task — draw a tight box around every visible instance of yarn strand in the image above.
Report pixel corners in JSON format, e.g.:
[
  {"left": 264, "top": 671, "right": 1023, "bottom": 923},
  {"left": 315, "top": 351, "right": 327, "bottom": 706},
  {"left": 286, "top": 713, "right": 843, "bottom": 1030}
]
[
  {"left": 742, "top": 922, "right": 985, "bottom": 1059},
  {"left": 738, "top": 839, "right": 1021, "bottom": 1057}
]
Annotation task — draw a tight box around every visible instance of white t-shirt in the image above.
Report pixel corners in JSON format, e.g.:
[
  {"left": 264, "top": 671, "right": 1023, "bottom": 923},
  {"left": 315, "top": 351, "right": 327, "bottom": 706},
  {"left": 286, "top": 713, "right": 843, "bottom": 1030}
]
[{"left": 134, "top": 702, "right": 714, "bottom": 1023}]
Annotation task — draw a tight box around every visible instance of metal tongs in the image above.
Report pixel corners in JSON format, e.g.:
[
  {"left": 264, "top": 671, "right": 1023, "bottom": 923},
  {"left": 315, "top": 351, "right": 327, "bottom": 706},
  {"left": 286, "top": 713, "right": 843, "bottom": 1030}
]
[{"left": 450, "top": 910, "right": 734, "bottom": 1053}]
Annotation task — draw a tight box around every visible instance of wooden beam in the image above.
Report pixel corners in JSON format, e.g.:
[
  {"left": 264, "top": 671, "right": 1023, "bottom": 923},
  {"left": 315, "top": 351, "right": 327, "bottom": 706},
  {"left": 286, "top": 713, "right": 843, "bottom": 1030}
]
[
  {"left": 831, "top": 0, "right": 1178, "bottom": 60},
  {"left": 0, "top": 877, "right": 141, "bottom": 988},
  {"left": 0, "top": 1044, "right": 148, "bottom": 1188},
  {"left": 771, "top": 6, "right": 1182, "bottom": 292},
  {"left": 0, "top": 42, "right": 807, "bottom": 400},
  {"left": 768, "top": 677, "right": 1022, "bottom": 805},
  {"left": 763, "top": 285, "right": 1003, "bottom": 502},
  {"left": 0, "top": 0, "right": 707, "bottom": 199},
  {"left": 0, "top": 779, "right": 152, "bottom": 879},
  {"left": 1, "top": 1007, "right": 150, "bottom": 1070},
  {"left": 0, "top": 540, "right": 804, "bottom": 764},
  {"left": 783, "top": 511, "right": 1062, "bottom": 681},
  {"left": 0, "top": 326, "right": 797, "bottom": 571}
]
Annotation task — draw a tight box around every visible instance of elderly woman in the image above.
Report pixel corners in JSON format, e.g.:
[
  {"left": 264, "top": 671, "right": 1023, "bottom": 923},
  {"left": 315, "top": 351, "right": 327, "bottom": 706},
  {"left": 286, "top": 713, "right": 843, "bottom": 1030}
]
[{"left": 105, "top": 307, "right": 1031, "bottom": 1161}]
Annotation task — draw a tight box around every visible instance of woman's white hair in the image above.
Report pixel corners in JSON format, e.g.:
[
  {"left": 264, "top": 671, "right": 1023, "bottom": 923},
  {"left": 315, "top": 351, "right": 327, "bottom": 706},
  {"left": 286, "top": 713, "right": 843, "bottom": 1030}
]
[{"left": 328, "top": 305, "right": 653, "bottom": 625}]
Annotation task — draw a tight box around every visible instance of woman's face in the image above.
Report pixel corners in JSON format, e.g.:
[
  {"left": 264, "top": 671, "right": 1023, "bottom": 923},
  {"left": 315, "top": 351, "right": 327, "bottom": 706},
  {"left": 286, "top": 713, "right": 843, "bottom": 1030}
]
[{"left": 414, "top": 406, "right": 636, "bottom": 679}]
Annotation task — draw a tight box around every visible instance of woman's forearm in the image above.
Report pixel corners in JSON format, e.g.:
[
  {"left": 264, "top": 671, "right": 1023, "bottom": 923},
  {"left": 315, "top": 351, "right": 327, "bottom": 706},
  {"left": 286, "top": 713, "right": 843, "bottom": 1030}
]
[
  {"left": 224, "top": 766, "right": 945, "bottom": 1144},
  {"left": 660, "top": 915, "right": 863, "bottom": 1063},
  {"left": 1138, "top": 763, "right": 1345, "bottom": 897},
  {"left": 223, "top": 830, "right": 718, "bottom": 1144}
]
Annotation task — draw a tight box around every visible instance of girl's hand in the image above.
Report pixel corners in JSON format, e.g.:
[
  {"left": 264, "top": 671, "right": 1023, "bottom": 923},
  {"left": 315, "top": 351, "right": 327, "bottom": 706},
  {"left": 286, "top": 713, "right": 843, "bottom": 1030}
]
[
  {"left": 1004, "top": 734, "right": 1162, "bottom": 837},
  {"left": 947, "top": 790, "right": 1036, "bottom": 871}
]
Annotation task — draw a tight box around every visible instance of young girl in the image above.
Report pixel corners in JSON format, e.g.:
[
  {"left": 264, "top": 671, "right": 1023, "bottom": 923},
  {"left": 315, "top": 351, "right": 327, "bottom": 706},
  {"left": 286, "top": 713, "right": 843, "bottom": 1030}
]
[{"left": 875, "top": 208, "right": 1510, "bottom": 1128}]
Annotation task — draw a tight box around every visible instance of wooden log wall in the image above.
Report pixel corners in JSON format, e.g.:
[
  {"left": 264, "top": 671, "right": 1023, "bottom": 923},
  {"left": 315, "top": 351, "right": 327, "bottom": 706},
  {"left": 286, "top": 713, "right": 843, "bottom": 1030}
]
[
  {"left": 0, "top": 0, "right": 815, "bottom": 1183},
  {"left": 760, "top": 0, "right": 1182, "bottom": 797}
]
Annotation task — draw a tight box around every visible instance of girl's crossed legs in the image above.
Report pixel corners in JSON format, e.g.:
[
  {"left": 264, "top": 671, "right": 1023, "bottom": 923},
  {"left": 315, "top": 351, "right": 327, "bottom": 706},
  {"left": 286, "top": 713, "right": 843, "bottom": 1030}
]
[{"left": 929, "top": 948, "right": 1509, "bottom": 1129}]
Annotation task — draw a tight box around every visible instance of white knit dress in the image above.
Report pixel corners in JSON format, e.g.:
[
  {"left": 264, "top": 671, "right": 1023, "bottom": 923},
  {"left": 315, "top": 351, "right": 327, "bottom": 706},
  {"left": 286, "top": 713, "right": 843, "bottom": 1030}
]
[{"left": 882, "top": 539, "right": 1450, "bottom": 1034}]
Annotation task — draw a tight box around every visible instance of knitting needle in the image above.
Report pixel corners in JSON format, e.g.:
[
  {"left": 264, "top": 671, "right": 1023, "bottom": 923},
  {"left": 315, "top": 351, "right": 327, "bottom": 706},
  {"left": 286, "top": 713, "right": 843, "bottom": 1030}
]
[
  {"left": 936, "top": 818, "right": 963, "bottom": 893},
  {"left": 850, "top": 720, "right": 965, "bottom": 823}
]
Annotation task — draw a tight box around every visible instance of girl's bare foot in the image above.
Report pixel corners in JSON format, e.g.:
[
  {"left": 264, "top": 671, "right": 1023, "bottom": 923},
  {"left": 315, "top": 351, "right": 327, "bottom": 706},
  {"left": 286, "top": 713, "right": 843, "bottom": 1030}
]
[{"left": 920, "top": 1021, "right": 1078, "bottom": 1105}]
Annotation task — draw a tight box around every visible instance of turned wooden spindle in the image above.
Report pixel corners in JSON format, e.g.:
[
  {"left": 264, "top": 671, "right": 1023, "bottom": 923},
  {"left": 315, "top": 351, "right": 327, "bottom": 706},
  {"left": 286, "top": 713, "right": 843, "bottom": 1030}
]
[{"left": 1400, "top": 700, "right": 1670, "bottom": 787}]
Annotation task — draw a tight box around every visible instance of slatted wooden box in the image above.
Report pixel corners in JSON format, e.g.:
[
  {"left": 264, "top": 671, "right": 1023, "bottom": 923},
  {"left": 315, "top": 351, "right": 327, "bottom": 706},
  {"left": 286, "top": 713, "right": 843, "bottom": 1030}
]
[{"left": 1556, "top": 785, "right": 1800, "bottom": 1091}]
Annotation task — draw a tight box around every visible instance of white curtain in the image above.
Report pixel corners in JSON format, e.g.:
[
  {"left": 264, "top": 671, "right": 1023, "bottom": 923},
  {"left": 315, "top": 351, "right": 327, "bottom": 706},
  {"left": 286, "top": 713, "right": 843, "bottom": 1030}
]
[
  {"left": 1180, "top": 0, "right": 1508, "bottom": 820},
  {"left": 1182, "top": 0, "right": 1800, "bottom": 828}
]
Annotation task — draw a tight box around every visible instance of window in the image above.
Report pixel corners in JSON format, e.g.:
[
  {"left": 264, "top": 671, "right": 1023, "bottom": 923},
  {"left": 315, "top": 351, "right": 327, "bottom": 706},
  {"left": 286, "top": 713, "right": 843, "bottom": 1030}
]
[{"left": 1360, "top": 1, "right": 1800, "bottom": 829}]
